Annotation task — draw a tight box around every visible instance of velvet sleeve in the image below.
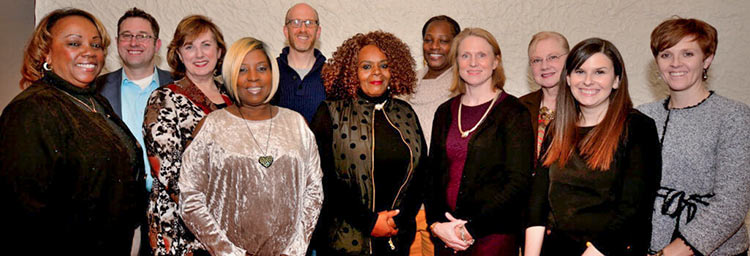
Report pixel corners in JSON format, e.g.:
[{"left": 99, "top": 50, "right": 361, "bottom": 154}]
[
  {"left": 309, "top": 103, "right": 378, "bottom": 233},
  {"left": 178, "top": 118, "right": 246, "bottom": 256},
  {"left": 590, "top": 114, "right": 662, "bottom": 255},
  {"left": 0, "top": 97, "right": 63, "bottom": 249},
  {"left": 284, "top": 118, "right": 324, "bottom": 256}
]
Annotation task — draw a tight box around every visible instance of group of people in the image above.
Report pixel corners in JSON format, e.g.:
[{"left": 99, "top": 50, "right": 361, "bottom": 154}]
[{"left": 1, "top": 2, "right": 748, "bottom": 256}]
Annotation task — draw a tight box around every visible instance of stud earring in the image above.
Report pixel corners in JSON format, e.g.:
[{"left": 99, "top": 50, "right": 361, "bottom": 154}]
[{"left": 43, "top": 62, "right": 52, "bottom": 71}]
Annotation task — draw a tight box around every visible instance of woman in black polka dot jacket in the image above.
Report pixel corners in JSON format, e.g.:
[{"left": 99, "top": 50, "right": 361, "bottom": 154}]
[{"left": 308, "top": 31, "right": 428, "bottom": 256}]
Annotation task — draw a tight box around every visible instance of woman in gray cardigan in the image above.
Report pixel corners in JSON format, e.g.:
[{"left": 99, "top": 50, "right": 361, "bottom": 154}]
[{"left": 638, "top": 17, "right": 750, "bottom": 256}]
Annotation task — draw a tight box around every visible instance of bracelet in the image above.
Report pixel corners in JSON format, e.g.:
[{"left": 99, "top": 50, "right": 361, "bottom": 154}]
[{"left": 654, "top": 250, "right": 664, "bottom": 256}]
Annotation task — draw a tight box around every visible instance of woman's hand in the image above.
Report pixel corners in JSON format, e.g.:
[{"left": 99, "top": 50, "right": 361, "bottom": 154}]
[
  {"left": 661, "top": 238, "right": 694, "bottom": 256},
  {"left": 432, "top": 212, "right": 471, "bottom": 251},
  {"left": 581, "top": 244, "right": 604, "bottom": 256},
  {"left": 371, "top": 209, "right": 399, "bottom": 237}
]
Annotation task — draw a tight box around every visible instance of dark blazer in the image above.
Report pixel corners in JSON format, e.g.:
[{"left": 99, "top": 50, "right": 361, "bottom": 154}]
[
  {"left": 425, "top": 92, "right": 535, "bottom": 240},
  {"left": 519, "top": 89, "right": 543, "bottom": 134},
  {"left": 96, "top": 67, "right": 174, "bottom": 118}
]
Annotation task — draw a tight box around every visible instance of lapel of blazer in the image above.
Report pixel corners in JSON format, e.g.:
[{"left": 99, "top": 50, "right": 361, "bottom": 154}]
[
  {"left": 156, "top": 68, "right": 174, "bottom": 86},
  {"left": 99, "top": 68, "right": 123, "bottom": 118}
]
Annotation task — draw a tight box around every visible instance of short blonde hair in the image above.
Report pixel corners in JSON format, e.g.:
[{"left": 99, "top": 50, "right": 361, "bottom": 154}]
[
  {"left": 527, "top": 31, "right": 570, "bottom": 57},
  {"left": 449, "top": 28, "right": 505, "bottom": 94},
  {"left": 20, "top": 8, "right": 110, "bottom": 89},
  {"left": 221, "top": 37, "right": 279, "bottom": 105}
]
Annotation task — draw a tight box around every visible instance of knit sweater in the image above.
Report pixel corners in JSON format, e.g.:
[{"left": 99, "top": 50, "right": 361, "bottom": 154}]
[
  {"left": 398, "top": 67, "right": 455, "bottom": 149},
  {"left": 637, "top": 93, "right": 750, "bottom": 255}
]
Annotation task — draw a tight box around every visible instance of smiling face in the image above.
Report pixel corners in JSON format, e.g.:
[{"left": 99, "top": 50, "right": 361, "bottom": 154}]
[
  {"left": 656, "top": 36, "right": 713, "bottom": 93},
  {"left": 529, "top": 37, "right": 567, "bottom": 88},
  {"left": 283, "top": 4, "right": 320, "bottom": 54},
  {"left": 423, "top": 20, "right": 455, "bottom": 73},
  {"left": 177, "top": 30, "right": 222, "bottom": 80},
  {"left": 457, "top": 35, "right": 499, "bottom": 89},
  {"left": 236, "top": 49, "right": 273, "bottom": 107},
  {"left": 357, "top": 45, "right": 391, "bottom": 97},
  {"left": 567, "top": 52, "right": 619, "bottom": 115},
  {"left": 46, "top": 15, "right": 105, "bottom": 88},
  {"left": 117, "top": 17, "right": 160, "bottom": 70}
]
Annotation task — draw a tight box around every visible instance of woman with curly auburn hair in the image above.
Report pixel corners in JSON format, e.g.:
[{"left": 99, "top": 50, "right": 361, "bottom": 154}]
[
  {"left": 424, "top": 28, "right": 534, "bottom": 256},
  {"left": 309, "top": 30, "right": 427, "bottom": 255}
]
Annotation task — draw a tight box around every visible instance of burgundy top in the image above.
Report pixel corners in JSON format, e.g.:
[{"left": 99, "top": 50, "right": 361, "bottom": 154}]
[{"left": 445, "top": 93, "right": 505, "bottom": 210}]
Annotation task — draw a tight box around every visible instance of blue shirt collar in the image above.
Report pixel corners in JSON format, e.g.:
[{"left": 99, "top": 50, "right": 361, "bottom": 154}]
[{"left": 121, "top": 66, "right": 160, "bottom": 86}]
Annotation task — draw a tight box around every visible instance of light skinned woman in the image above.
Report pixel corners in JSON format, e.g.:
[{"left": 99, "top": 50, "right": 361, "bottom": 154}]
[
  {"left": 143, "top": 14, "right": 231, "bottom": 255},
  {"left": 425, "top": 27, "right": 534, "bottom": 256},
  {"left": 178, "top": 37, "right": 323, "bottom": 256},
  {"left": 525, "top": 38, "right": 661, "bottom": 256},
  {"left": 638, "top": 17, "right": 750, "bottom": 256},
  {"left": 0, "top": 8, "right": 146, "bottom": 254},
  {"left": 519, "top": 31, "right": 570, "bottom": 161},
  {"left": 310, "top": 30, "right": 427, "bottom": 255}
]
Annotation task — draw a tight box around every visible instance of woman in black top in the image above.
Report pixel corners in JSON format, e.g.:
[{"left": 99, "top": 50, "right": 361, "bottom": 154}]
[
  {"left": 310, "top": 31, "right": 427, "bottom": 255},
  {"left": 0, "top": 8, "right": 145, "bottom": 255},
  {"left": 525, "top": 38, "right": 661, "bottom": 256}
]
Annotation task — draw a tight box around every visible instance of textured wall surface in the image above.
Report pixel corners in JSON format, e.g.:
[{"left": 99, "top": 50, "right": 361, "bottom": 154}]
[
  {"left": 33, "top": 0, "right": 750, "bottom": 241},
  {"left": 36, "top": 0, "right": 750, "bottom": 106}
]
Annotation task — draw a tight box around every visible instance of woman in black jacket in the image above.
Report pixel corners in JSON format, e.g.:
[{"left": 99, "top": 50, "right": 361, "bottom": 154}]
[
  {"left": 524, "top": 38, "right": 661, "bottom": 256},
  {"left": 425, "top": 27, "right": 534, "bottom": 256},
  {"left": 310, "top": 30, "right": 427, "bottom": 255}
]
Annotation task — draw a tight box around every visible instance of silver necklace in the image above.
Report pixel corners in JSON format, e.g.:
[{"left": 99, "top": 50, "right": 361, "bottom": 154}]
[{"left": 238, "top": 106, "right": 274, "bottom": 168}]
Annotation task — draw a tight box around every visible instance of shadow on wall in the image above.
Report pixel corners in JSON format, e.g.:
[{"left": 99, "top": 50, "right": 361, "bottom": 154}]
[{"left": 645, "top": 61, "right": 671, "bottom": 100}]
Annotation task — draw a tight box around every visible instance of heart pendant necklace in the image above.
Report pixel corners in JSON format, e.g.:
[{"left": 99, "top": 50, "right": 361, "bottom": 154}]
[{"left": 238, "top": 106, "right": 274, "bottom": 168}]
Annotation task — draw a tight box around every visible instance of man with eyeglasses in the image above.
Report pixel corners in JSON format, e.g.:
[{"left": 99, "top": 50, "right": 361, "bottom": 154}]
[
  {"left": 272, "top": 3, "right": 326, "bottom": 122},
  {"left": 95, "top": 7, "right": 173, "bottom": 256}
]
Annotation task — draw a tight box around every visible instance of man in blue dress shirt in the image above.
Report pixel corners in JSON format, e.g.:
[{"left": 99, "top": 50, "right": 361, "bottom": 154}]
[{"left": 96, "top": 8, "right": 173, "bottom": 255}]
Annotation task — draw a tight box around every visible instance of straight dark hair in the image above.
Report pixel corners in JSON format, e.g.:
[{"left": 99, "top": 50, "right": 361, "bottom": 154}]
[{"left": 543, "top": 37, "right": 632, "bottom": 171}]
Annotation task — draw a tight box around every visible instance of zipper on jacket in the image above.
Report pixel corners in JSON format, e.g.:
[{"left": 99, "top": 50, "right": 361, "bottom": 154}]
[
  {"left": 380, "top": 106, "right": 415, "bottom": 210},
  {"left": 369, "top": 103, "right": 378, "bottom": 255},
  {"left": 380, "top": 103, "right": 415, "bottom": 252}
]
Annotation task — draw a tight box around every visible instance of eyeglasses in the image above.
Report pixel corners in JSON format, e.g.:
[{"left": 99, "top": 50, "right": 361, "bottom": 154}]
[
  {"left": 530, "top": 53, "right": 567, "bottom": 66},
  {"left": 285, "top": 19, "right": 319, "bottom": 28},
  {"left": 118, "top": 33, "right": 155, "bottom": 42}
]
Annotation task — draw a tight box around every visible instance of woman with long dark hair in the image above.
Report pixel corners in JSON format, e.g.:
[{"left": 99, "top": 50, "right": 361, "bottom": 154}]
[{"left": 525, "top": 38, "right": 661, "bottom": 256}]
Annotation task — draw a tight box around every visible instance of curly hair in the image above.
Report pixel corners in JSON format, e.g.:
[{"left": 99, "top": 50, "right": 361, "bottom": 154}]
[
  {"left": 20, "top": 8, "right": 110, "bottom": 89},
  {"left": 322, "top": 31, "right": 416, "bottom": 100}
]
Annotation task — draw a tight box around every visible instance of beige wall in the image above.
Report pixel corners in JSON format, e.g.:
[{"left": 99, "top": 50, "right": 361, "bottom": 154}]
[
  {"left": 17, "top": 0, "right": 750, "bottom": 242},
  {"left": 0, "top": 1, "right": 34, "bottom": 110},
  {"left": 34, "top": 0, "right": 750, "bottom": 108}
]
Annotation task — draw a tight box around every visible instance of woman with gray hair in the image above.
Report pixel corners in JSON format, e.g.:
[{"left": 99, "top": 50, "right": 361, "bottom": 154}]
[{"left": 178, "top": 37, "right": 323, "bottom": 256}]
